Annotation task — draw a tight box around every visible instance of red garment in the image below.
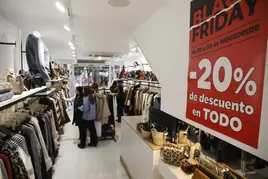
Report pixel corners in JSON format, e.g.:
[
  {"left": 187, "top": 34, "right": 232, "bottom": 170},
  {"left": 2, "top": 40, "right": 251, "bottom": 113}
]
[{"left": 0, "top": 154, "right": 13, "bottom": 179}]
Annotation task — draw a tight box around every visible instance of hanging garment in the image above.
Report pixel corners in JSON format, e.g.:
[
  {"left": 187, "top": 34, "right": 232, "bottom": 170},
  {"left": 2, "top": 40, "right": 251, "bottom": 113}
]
[
  {"left": 26, "top": 34, "right": 51, "bottom": 82},
  {"left": 6, "top": 134, "right": 35, "bottom": 179},
  {"left": 0, "top": 159, "right": 8, "bottom": 179},
  {"left": 0, "top": 154, "right": 12, "bottom": 179},
  {"left": 0, "top": 139, "right": 30, "bottom": 179},
  {"left": 21, "top": 125, "right": 43, "bottom": 179},
  {"left": 31, "top": 117, "right": 53, "bottom": 171}
]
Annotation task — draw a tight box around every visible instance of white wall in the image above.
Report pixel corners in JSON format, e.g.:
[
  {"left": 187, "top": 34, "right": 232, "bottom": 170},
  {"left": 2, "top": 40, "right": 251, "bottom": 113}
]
[
  {"left": 111, "top": 53, "right": 152, "bottom": 72},
  {"left": 133, "top": 0, "right": 268, "bottom": 161},
  {"left": 0, "top": 16, "right": 22, "bottom": 75}
]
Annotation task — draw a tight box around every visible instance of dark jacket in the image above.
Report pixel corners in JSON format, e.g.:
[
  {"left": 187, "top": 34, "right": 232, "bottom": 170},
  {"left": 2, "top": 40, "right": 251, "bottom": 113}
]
[
  {"left": 26, "top": 34, "right": 51, "bottom": 82},
  {"left": 73, "top": 96, "right": 83, "bottom": 126}
]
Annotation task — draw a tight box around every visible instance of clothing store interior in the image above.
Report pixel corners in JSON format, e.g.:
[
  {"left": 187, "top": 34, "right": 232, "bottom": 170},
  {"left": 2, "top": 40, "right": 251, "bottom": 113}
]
[{"left": 0, "top": 0, "right": 267, "bottom": 179}]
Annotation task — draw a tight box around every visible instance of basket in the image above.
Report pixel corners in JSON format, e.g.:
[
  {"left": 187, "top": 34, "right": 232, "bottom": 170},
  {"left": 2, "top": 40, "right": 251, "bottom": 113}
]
[
  {"left": 151, "top": 128, "right": 167, "bottom": 146},
  {"left": 139, "top": 125, "right": 151, "bottom": 139}
]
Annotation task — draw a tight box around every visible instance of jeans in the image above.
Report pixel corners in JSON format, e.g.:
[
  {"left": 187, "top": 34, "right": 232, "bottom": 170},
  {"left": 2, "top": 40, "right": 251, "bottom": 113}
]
[{"left": 80, "top": 120, "right": 98, "bottom": 146}]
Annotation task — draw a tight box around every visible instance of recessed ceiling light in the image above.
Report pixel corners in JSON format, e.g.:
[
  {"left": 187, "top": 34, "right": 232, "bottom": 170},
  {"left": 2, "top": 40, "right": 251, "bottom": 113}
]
[
  {"left": 128, "top": 53, "right": 132, "bottom": 57},
  {"left": 108, "top": 0, "right": 130, "bottom": 7},
  {"left": 73, "top": 54, "right": 76, "bottom": 57},
  {"left": 72, "top": 51, "right": 75, "bottom": 54},
  {"left": 71, "top": 46, "right": 75, "bottom": 50},
  {"left": 55, "top": 1, "right": 66, "bottom": 13},
  {"left": 98, "top": 56, "right": 102, "bottom": 60},
  {"left": 64, "top": 25, "right": 70, "bottom": 31}
]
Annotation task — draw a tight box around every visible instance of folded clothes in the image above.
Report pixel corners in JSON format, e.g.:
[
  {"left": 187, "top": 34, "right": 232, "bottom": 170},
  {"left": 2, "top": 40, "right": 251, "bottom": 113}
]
[
  {"left": 0, "top": 91, "right": 14, "bottom": 102},
  {"left": 0, "top": 82, "right": 12, "bottom": 94}
]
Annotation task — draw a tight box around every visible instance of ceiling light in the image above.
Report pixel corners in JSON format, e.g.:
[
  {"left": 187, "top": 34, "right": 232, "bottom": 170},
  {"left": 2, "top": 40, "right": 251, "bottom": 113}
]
[
  {"left": 73, "top": 54, "right": 76, "bottom": 57},
  {"left": 64, "top": 25, "right": 70, "bottom": 31},
  {"left": 72, "top": 51, "right": 75, "bottom": 54},
  {"left": 108, "top": 0, "right": 130, "bottom": 7},
  {"left": 71, "top": 46, "right": 75, "bottom": 50},
  {"left": 98, "top": 56, "right": 102, "bottom": 60},
  {"left": 128, "top": 53, "right": 132, "bottom": 57},
  {"left": 55, "top": 1, "right": 66, "bottom": 13},
  {"left": 68, "top": 42, "right": 73, "bottom": 47}
]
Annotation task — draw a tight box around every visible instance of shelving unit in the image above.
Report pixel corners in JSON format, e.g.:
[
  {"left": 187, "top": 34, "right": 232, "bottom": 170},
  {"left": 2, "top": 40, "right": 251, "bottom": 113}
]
[
  {"left": 0, "top": 86, "right": 47, "bottom": 110},
  {"left": 32, "top": 88, "right": 56, "bottom": 97}
]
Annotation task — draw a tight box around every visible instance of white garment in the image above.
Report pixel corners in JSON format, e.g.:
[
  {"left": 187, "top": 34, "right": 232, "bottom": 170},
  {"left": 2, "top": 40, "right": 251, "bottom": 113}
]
[
  {"left": 17, "top": 147, "right": 35, "bottom": 179},
  {"left": 31, "top": 117, "right": 53, "bottom": 171},
  {"left": 0, "top": 159, "right": 8, "bottom": 179},
  {"left": 113, "top": 95, "right": 117, "bottom": 121}
]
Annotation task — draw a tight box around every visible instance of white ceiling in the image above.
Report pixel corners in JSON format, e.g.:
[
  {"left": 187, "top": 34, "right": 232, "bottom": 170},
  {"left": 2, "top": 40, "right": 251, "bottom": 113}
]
[{"left": 0, "top": 0, "right": 167, "bottom": 60}]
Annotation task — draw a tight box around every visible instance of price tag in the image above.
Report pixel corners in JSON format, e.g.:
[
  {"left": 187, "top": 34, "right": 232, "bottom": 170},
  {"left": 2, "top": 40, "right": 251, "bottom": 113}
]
[{"left": 186, "top": 0, "right": 268, "bottom": 148}]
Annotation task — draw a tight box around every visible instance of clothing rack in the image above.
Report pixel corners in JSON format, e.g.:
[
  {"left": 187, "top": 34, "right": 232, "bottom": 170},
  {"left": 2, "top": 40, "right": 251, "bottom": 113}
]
[{"left": 122, "top": 79, "right": 161, "bottom": 89}]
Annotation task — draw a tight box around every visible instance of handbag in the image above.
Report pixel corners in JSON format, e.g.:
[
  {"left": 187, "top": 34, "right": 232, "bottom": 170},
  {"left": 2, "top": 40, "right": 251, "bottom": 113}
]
[
  {"left": 199, "top": 155, "right": 226, "bottom": 179},
  {"left": 178, "top": 126, "right": 190, "bottom": 144},
  {"left": 7, "top": 75, "right": 23, "bottom": 95},
  {"left": 151, "top": 127, "right": 167, "bottom": 146},
  {"left": 0, "top": 82, "right": 12, "bottom": 94},
  {"left": 192, "top": 169, "right": 210, "bottom": 179},
  {"left": 163, "top": 143, "right": 190, "bottom": 166},
  {"left": 139, "top": 125, "right": 151, "bottom": 139}
]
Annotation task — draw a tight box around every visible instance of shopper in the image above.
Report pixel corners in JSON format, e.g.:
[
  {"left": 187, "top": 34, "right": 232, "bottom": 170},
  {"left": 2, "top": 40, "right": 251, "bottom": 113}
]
[
  {"left": 116, "top": 84, "right": 125, "bottom": 123},
  {"left": 62, "top": 86, "right": 84, "bottom": 143},
  {"left": 110, "top": 80, "right": 118, "bottom": 93},
  {"left": 78, "top": 88, "right": 98, "bottom": 148}
]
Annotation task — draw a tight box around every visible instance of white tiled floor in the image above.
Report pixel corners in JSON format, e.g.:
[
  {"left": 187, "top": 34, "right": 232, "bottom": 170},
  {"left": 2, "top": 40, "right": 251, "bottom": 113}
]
[{"left": 53, "top": 111, "right": 129, "bottom": 179}]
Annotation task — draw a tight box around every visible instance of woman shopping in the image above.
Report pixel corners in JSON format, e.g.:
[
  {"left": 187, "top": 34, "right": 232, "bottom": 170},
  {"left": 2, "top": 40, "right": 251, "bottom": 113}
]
[
  {"left": 78, "top": 88, "right": 98, "bottom": 149},
  {"left": 63, "top": 86, "right": 84, "bottom": 143}
]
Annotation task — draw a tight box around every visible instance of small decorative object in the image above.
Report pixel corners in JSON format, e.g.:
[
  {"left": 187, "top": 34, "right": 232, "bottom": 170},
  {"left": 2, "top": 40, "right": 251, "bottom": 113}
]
[
  {"left": 151, "top": 127, "right": 167, "bottom": 146},
  {"left": 199, "top": 155, "right": 226, "bottom": 179}
]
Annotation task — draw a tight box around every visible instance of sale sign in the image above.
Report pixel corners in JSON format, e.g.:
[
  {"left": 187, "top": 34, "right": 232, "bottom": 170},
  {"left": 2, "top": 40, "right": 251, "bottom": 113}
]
[{"left": 186, "top": 0, "right": 268, "bottom": 148}]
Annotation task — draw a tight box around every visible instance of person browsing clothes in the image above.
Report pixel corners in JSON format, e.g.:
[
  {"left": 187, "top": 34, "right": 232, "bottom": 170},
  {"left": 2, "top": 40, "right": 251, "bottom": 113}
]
[
  {"left": 78, "top": 88, "right": 98, "bottom": 148},
  {"left": 62, "top": 86, "right": 84, "bottom": 143}
]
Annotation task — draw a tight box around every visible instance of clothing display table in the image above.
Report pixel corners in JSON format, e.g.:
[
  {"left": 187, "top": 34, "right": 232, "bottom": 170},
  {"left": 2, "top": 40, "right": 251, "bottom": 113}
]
[
  {"left": 158, "top": 159, "right": 193, "bottom": 179},
  {"left": 120, "top": 116, "right": 163, "bottom": 179}
]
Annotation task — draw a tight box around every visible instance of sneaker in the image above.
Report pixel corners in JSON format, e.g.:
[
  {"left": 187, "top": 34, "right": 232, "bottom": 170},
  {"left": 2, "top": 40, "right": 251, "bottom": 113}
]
[{"left": 78, "top": 144, "right": 85, "bottom": 149}]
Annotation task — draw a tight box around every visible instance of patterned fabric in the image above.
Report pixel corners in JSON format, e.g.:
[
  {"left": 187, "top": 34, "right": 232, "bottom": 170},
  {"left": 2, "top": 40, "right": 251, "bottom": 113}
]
[
  {"left": 7, "top": 134, "right": 29, "bottom": 155},
  {"left": 0, "top": 139, "right": 29, "bottom": 179},
  {"left": 0, "top": 82, "right": 12, "bottom": 94}
]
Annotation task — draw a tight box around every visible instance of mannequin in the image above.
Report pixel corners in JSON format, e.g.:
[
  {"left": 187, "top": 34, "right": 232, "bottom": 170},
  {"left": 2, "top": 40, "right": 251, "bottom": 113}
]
[{"left": 26, "top": 31, "right": 51, "bottom": 83}]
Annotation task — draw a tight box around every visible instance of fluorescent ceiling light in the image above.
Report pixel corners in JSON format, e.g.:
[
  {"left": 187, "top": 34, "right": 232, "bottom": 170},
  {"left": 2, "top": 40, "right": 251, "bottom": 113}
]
[
  {"left": 55, "top": 1, "right": 66, "bottom": 13},
  {"left": 108, "top": 0, "right": 130, "bottom": 7},
  {"left": 68, "top": 42, "right": 73, "bottom": 47},
  {"left": 64, "top": 25, "right": 70, "bottom": 31}
]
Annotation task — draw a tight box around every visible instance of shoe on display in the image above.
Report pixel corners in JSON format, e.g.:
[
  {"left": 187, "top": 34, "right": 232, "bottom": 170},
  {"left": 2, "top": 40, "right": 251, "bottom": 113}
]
[{"left": 78, "top": 144, "right": 85, "bottom": 149}]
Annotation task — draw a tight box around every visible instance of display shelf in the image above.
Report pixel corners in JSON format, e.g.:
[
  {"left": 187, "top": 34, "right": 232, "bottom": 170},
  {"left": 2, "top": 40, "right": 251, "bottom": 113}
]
[
  {"left": 0, "top": 86, "right": 47, "bottom": 110},
  {"left": 120, "top": 116, "right": 163, "bottom": 179},
  {"left": 158, "top": 159, "right": 193, "bottom": 179},
  {"left": 32, "top": 88, "right": 56, "bottom": 97}
]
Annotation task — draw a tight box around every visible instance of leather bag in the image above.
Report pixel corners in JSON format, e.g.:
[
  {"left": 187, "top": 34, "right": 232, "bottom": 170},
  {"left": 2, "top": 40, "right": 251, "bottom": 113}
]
[{"left": 7, "top": 75, "right": 23, "bottom": 95}]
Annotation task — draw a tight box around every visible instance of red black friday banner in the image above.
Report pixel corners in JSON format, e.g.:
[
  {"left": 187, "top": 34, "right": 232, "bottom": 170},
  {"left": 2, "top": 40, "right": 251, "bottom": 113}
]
[{"left": 186, "top": 0, "right": 268, "bottom": 148}]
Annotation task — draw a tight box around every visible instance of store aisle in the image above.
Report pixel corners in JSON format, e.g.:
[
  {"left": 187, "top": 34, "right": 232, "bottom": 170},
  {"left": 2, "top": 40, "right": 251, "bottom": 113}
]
[{"left": 53, "top": 111, "right": 129, "bottom": 179}]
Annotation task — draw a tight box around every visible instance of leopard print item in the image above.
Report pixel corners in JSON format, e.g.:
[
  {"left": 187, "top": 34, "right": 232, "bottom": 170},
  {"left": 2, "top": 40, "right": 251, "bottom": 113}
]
[{"left": 163, "top": 144, "right": 190, "bottom": 166}]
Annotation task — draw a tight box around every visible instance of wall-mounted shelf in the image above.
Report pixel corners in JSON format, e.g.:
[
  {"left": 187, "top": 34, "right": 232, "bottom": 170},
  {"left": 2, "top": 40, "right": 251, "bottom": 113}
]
[
  {"left": 0, "top": 86, "right": 47, "bottom": 110},
  {"left": 32, "top": 88, "right": 56, "bottom": 97}
]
